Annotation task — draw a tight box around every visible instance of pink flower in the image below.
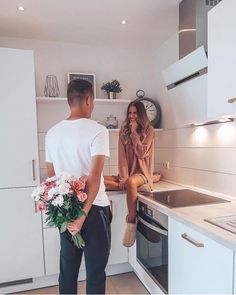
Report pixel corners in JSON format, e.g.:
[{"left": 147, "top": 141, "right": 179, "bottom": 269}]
[
  {"left": 71, "top": 177, "right": 87, "bottom": 193},
  {"left": 43, "top": 182, "right": 56, "bottom": 201},
  {"left": 77, "top": 192, "right": 88, "bottom": 202},
  {"left": 37, "top": 202, "right": 46, "bottom": 212}
]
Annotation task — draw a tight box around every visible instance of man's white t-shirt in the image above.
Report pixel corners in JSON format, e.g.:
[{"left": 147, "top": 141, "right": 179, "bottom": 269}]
[{"left": 45, "top": 118, "right": 110, "bottom": 207}]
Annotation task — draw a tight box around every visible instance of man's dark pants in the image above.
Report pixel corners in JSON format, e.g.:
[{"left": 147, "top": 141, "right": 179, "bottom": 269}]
[{"left": 59, "top": 205, "right": 112, "bottom": 294}]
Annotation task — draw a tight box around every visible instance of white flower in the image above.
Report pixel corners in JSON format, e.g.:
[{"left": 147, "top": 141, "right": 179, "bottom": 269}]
[
  {"left": 46, "top": 175, "right": 58, "bottom": 182},
  {"left": 58, "top": 183, "right": 71, "bottom": 195},
  {"left": 60, "top": 172, "right": 75, "bottom": 182},
  {"left": 52, "top": 195, "right": 64, "bottom": 207},
  {"left": 48, "top": 187, "right": 59, "bottom": 200},
  {"left": 31, "top": 186, "right": 44, "bottom": 200}
]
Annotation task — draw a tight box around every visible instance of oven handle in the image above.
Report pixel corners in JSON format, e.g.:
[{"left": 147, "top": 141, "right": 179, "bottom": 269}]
[{"left": 137, "top": 216, "right": 168, "bottom": 236}]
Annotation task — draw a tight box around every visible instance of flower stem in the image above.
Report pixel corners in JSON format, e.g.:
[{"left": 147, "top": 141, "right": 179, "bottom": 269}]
[{"left": 71, "top": 233, "right": 85, "bottom": 248}]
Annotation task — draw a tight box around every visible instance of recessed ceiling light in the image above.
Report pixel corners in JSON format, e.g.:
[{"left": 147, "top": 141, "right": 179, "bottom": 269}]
[
  {"left": 17, "top": 5, "right": 25, "bottom": 11},
  {"left": 121, "top": 20, "right": 128, "bottom": 25}
]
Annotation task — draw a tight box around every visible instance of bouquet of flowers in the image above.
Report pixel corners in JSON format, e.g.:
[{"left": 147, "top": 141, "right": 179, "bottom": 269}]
[{"left": 31, "top": 172, "right": 88, "bottom": 248}]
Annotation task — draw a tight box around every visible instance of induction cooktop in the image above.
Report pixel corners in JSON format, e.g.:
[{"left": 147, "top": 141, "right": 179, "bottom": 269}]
[{"left": 139, "top": 189, "right": 229, "bottom": 208}]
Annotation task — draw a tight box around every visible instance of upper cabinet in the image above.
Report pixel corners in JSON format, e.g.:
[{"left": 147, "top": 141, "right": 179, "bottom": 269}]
[
  {"left": 0, "top": 48, "right": 39, "bottom": 188},
  {"left": 208, "top": 0, "right": 236, "bottom": 119}
]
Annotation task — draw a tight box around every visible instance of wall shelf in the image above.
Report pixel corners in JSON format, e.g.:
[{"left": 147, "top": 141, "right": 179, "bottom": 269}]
[
  {"left": 107, "top": 128, "right": 163, "bottom": 132},
  {"left": 36, "top": 97, "right": 131, "bottom": 105}
]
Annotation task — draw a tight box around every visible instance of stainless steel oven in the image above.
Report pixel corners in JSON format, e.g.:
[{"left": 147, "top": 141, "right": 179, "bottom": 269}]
[{"left": 136, "top": 201, "right": 168, "bottom": 294}]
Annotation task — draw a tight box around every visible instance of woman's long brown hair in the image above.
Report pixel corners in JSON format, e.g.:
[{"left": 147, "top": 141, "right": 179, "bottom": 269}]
[{"left": 121, "top": 100, "right": 150, "bottom": 143}]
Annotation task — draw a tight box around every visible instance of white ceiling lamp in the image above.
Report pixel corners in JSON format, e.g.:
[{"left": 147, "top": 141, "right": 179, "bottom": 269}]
[
  {"left": 17, "top": 5, "right": 25, "bottom": 11},
  {"left": 121, "top": 20, "right": 128, "bottom": 25}
]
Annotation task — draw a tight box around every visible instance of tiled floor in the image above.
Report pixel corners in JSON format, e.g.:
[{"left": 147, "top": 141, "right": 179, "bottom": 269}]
[{"left": 16, "top": 272, "right": 149, "bottom": 294}]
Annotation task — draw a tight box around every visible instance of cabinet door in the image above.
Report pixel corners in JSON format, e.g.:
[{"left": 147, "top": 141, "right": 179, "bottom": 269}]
[
  {"left": 108, "top": 194, "right": 128, "bottom": 265},
  {"left": 208, "top": 0, "right": 236, "bottom": 119},
  {"left": 43, "top": 228, "right": 85, "bottom": 276},
  {"left": 169, "top": 218, "right": 233, "bottom": 294},
  {"left": 0, "top": 48, "right": 39, "bottom": 188},
  {"left": 0, "top": 188, "right": 44, "bottom": 283}
]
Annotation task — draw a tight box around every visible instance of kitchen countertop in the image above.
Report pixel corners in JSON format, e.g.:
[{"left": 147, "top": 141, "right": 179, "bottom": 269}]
[{"left": 138, "top": 181, "right": 236, "bottom": 251}]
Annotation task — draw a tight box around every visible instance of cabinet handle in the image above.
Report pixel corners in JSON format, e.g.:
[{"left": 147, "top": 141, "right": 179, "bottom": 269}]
[
  {"left": 34, "top": 201, "right": 38, "bottom": 213},
  {"left": 32, "top": 160, "right": 36, "bottom": 181},
  {"left": 110, "top": 200, "right": 114, "bottom": 215},
  {"left": 228, "top": 97, "right": 236, "bottom": 104},
  {"left": 181, "top": 233, "right": 204, "bottom": 248}
]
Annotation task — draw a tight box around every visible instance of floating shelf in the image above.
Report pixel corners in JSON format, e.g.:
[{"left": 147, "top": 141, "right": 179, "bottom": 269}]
[
  {"left": 107, "top": 128, "right": 163, "bottom": 132},
  {"left": 36, "top": 97, "right": 131, "bottom": 105}
]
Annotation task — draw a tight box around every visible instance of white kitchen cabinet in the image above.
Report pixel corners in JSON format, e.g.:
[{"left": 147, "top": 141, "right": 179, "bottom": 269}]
[
  {"left": 169, "top": 218, "right": 233, "bottom": 294},
  {"left": 0, "top": 188, "right": 44, "bottom": 284},
  {"left": 108, "top": 193, "right": 128, "bottom": 265},
  {"left": 0, "top": 48, "right": 39, "bottom": 188},
  {"left": 43, "top": 228, "right": 86, "bottom": 276},
  {"left": 208, "top": 0, "right": 236, "bottom": 119},
  {"left": 234, "top": 252, "right": 236, "bottom": 295}
]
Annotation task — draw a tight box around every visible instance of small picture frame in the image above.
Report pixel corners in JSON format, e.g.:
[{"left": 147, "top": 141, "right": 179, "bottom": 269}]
[{"left": 67, "top": 72, "right": 96, "bottom": 98}]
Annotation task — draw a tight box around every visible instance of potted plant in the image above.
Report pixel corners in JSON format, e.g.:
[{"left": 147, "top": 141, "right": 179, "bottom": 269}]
[{"left": 101, "top": 80, "right": 122, "bottom": 99}]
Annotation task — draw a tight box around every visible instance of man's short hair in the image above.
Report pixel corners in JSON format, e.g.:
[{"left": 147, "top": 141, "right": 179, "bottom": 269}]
[{"left": 67, "top": 79, "right": 94, "bottom": 106}]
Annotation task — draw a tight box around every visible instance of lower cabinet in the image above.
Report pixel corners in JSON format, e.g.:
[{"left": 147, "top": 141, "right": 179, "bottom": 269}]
[
  {"left": 0, "top": 188, "right": 44, "bottom": 284},
  {"left": 108, "top": 193, "right": 128, "bottom": 265},
  {"left": 43, "top": 228, "right": 85, "bottom": 276},
  {"left": 169, "top": 218, "right": 234, "bottom": 294},
  {"left": 43, "top": 193, "right": 128, "bottom": 276}
]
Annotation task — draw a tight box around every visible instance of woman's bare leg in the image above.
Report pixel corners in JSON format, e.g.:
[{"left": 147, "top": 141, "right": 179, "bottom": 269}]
[
  {"left": 125, "top": 175, "right": 145, "bottom": 223},
  {"left": 104, "top": 175, "right": 120, "bottom": 191}
]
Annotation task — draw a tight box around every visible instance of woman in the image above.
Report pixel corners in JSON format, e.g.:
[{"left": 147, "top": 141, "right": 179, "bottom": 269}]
[{"left": 105, "top": 101, "right": 160, "bottom": 247}]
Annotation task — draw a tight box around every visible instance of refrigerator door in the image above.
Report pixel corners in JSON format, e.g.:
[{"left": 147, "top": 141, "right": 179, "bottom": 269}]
[
  {"left": 0, "top": 48, "right": 39, "bottom": 188},
  {"left": 0, "top": 187, "right": 44, "bottom": 284}
]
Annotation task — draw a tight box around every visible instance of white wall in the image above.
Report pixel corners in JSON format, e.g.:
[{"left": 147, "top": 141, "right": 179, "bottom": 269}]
[
  {"left": 153, "top": 34, "right": 236, "bottom": 197},
  {"left": 0, "top": 36, "right": 158, "bottom": 100}
]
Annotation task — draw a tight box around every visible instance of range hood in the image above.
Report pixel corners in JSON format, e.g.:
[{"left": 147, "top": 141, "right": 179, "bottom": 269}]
[
  {"left": 162, "top": 46, "right": 233, "bottom": 127},
  {"left": 179, "top": 0, "right": 222, "bottom": 59},
  {"left": 162, "top": 46, "right": 208, "bottom": 127}
]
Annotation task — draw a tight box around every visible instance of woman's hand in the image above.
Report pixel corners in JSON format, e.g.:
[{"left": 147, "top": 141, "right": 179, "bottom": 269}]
[{"left": 130, "top": 122, "right": 138, "bottom": 133}]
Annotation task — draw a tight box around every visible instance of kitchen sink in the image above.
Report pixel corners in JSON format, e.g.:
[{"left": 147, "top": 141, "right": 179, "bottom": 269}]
[{"left": 205, "top": 215, "right": 236, "bottom": 234}]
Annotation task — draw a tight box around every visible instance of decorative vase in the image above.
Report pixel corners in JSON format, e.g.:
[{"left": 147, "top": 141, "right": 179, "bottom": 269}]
[
  {"left": 108, "top": 92, "right": 117, "bottom": 99},
  {"left": 44, "top": 75, "right": 60, "bottom": 97},
  {"left": 105, "top": 115, "right": 118, "bottom": 129}
]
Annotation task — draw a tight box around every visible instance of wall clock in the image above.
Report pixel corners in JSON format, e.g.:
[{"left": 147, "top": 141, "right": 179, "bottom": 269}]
[{"left": 135, "top": 90, "right": 161, "bottom": 128}]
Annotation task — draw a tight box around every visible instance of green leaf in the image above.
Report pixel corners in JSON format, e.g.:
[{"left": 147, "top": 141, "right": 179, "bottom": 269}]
[
  {"left": 60, "top": 221, "right": 68, "bottom": 233},
  {"left": 72, "top": 233, "right": 85, "bottom": 248}
]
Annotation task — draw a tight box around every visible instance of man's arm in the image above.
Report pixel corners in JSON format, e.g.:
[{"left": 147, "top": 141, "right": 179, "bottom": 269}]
[
  {"left": 67, "top": 155, "right": 105, "bottom": 235},
  {"left": 46, "top": 162, "right": 55, "bottom": 177}
]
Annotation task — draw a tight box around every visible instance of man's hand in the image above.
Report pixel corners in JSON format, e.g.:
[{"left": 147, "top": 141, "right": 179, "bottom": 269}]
[
  {"left": 67, "top": 216, "right": 86, "bottom": 235},
  {"left": 130, "top": 122, "right": 138, "bottom": 133}
]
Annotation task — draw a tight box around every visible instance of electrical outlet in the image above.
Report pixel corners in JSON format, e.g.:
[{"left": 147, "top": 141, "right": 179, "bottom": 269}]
[{"left": 162, "top": 162, "right": 170, "bottom": 169}]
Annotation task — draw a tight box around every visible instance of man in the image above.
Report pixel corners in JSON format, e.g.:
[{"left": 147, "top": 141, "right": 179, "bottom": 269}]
[{"left": 45, "top": 79, "right": 112, "bottom": 294}]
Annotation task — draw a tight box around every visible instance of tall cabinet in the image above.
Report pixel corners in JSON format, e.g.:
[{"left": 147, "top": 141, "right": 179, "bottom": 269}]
[
  {"left": 208, "top": 0, "right": 236, "bottom": 119},
  {"left": 0, "top": 48, "right": 44, "bottom": 284}
]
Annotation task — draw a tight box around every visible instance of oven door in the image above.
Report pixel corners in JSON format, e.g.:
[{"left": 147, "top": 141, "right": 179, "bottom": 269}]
[{"left": 136, "top": 213, "right": 168, "bottom": 294}]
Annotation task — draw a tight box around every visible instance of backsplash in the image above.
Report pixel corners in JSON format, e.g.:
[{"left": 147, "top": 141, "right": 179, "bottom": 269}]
[{"left": 154, "top": 122, "right": 236, "bottom": 197}]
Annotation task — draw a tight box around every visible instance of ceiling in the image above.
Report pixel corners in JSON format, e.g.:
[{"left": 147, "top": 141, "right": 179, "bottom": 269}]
[{"left": 0, "top": 0, "right": 180, "bottom": 49}]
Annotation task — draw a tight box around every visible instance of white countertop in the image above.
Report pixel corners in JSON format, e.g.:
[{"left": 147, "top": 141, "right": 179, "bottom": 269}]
[{"left": 138, "top": 181, "right": 236, "bottom": 251}]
